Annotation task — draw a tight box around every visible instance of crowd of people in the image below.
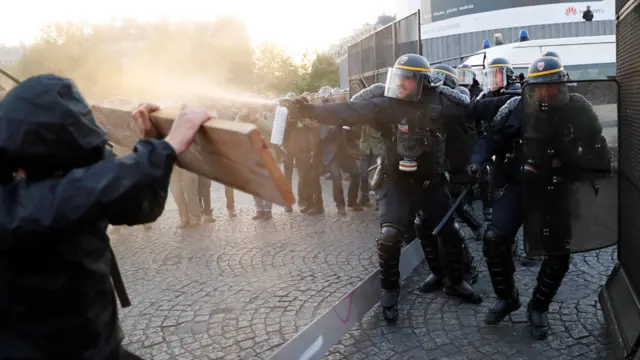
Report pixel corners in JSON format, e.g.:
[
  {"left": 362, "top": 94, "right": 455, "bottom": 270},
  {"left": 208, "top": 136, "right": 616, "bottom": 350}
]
[
  {"left": 0, "top": 46, "right": 613, "bottom": 359},
  {"left": 163, "top": 85, "right": 384, "bottom": 229}
]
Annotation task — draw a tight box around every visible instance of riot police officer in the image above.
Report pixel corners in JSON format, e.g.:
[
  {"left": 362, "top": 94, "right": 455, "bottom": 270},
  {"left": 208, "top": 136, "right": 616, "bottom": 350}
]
[
  {"left": 467, "top": 56, "right": 609, "bottom": 340},
  {"left": 467, "top": 57, "right": 522, "bottom": 223},
  {"left": 283, "top": 54, "right": 482, "bottom": 322},
  {"left": 430, "top": 64, "right": 484, "bottom": 242},
  {"left": 456, "top": 63, "right": 483, "bottom": 100}
]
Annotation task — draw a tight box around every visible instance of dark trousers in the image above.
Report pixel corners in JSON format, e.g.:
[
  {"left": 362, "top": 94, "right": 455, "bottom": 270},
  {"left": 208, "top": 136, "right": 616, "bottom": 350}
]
[
  {"left": 327, "top": 156, "right": 359, "bottom": 208},
  {"left": 197, "top": 176, "right": 212, "bottom": 217},
  {"left": 224, "top": 187, "right": 235, "bottom": 211},
  {"left": 284, "top": 151, "right": 312, "bottom": 206},
  {"left": 484, "top": 183, "right": 571, "bottom": 310},
  {"left": 378, "top": 177, "right": 464, "bottom": 291},
  {"left": 359, "top": 150, "right": 376, "bottom": 197}
]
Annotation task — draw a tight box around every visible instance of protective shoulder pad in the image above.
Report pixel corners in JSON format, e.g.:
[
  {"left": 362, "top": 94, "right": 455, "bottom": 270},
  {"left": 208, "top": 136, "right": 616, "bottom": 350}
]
[
  {"left": 491, "top": 96, "right": 521, "bottom": 128},
  {"left": 476, "top": 89, "right": 490, "bottom": 101},
  {"left": 351, "top": 83, "right": 385, "bottom": 103},
  {"left": 568, "top": 93, "right": 592, "bottom": 107},
  {"left": 436, "top": 85, "right": 471, "bottom": 107}
]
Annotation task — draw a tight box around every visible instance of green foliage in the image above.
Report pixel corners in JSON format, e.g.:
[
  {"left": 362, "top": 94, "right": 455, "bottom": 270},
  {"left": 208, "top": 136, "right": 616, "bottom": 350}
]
[
  {"left": 305, "top": 54, "right": 340, "bottom": 92},
  {"left": 11, "top": 17, "right": 340, "bottom": 100}
]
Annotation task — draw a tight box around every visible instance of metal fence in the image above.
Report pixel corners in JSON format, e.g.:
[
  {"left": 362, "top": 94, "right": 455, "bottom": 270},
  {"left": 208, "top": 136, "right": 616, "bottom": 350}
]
[{"left": 347, "top": 11, "right": 421, "bottom": 95}]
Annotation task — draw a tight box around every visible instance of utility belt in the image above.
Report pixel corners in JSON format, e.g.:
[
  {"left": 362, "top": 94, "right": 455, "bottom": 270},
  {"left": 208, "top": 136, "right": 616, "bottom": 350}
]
[{"left": 370, "top": 156, "right": 445, "bottom": 191}]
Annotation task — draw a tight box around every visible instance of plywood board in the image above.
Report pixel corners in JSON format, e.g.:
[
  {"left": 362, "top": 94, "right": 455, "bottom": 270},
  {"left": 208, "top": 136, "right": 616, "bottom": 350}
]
[{"left": 91, "top": 104, "right": 294, "bottom": 206}]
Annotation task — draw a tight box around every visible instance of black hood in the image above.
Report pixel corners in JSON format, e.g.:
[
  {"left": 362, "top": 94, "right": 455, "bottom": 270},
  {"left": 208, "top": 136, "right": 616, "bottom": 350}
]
[{"left": 0, "top": 74, "right": 107, "bottom": 182}]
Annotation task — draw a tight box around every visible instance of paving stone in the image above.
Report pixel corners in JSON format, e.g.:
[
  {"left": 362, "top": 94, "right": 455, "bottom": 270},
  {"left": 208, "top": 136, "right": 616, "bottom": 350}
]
[
  {"left": 113, "top": 178, "right": 613, "bottom": 359},
  {"left": 327, "top": 216, "right": 614, "bottom": 360}
]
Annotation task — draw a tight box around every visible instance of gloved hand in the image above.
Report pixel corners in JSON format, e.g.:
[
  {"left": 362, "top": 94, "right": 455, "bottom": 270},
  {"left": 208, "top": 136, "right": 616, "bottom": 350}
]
[
  {"left": 279, "top": 98, "right": 312, "bottom": 120},
  {"left": 466, "top": 163, "right": 481, "bottom": 178}
]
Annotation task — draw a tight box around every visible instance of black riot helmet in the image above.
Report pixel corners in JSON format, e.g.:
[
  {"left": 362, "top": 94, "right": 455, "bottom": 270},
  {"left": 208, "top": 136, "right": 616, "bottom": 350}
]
[
  {"left": 484, "top": 57, "right": 515, "bottom": 92},
  {"left": 384, "top": 54, "right": 432, "bottom": 102},
  {"left": 542, "top": 51, "right": 561, "bottom": 61},
  {"left": 525, "top": 56, "right": 569, "bottom": 105},
  {"left": 431, "top": 64, "right": 459, "bottom": 88},
  {"left": 456, "top": 63, "right": 475, "bottom": 86}
]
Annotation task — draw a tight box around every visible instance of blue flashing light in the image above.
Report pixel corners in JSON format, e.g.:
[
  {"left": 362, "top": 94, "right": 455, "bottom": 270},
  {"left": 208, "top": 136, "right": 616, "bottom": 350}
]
[
  {"left": 482, "top": 40, "right": 491, "bottom": 49},
  {"left": 519, "top": 29, "right": 530, "bottom": 41}
]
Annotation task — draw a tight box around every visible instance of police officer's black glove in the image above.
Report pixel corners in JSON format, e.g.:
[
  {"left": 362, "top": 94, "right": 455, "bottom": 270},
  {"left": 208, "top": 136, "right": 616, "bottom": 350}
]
[
  {"left": 466, "top": 163, "right": 481, "bottom": 179},
  {"left": 279, "top": 98, "right": 312, "bottom": 120}
]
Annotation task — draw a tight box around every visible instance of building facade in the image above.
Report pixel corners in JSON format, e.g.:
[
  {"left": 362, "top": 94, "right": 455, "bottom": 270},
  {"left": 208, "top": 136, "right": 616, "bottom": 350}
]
[{"left": 395, "top": 0, "right": 615, "bottom": 63}]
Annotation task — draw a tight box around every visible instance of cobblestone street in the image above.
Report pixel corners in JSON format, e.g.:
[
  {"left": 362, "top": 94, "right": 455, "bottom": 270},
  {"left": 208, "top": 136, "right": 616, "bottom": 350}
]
[
  {"left": 327, "top": 237, "right": 615, "bottom": 360},
  {"left": 112, "top": 177, "right": 615, "bottom": 360}
]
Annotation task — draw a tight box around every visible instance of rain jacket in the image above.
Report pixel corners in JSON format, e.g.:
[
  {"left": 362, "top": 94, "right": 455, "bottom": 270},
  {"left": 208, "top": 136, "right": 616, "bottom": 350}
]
[{"left": 0, "top": 75, "right": 176, "bottom": 360}]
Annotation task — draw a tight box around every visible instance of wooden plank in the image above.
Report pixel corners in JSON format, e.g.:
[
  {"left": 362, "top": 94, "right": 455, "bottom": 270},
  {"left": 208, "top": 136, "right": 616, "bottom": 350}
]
[{"left": 91, "top": 104, "right": 294, "bottom": 207}]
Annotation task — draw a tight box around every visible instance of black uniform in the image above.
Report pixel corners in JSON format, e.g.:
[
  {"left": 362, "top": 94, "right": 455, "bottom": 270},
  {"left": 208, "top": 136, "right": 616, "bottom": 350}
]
[
  {"left": 284, "top": 54, "right": 482, "bottom": 322},
  {"left": 0, "top": 75, "right": 173, "bottom": 359},
  {"left": 468, "top": 57, "right": 522, "bottom": 222},
  {"left": 468, "top": 57, "right": 608, "bottom": 340}
]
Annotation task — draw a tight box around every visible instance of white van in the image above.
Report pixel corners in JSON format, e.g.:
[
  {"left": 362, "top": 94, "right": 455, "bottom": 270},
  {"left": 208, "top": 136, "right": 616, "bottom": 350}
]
[{"left": 462, "top": 35, "right": 616, "bottom": 86}]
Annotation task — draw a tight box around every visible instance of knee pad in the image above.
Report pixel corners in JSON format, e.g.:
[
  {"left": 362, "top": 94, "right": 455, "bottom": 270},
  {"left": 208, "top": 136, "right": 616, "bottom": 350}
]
[
  {"left": 378, "top": 225, "right": 403, "bottom": 248},
  {"left": 482, "top": 226, "right": 510, "bottom": 260}
]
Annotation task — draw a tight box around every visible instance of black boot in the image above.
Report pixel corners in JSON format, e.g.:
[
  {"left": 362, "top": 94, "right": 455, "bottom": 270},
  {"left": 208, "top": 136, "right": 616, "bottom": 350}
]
[
  {"left": 440, "top": 222, "right": 482, "bottom": 304},
  {"left": 418, "top": 274, "right": 443, "bottom": 293},
  {"left": 444, "top": 280, "right": 483, "bottom": 304},
  {"left": 527, "top": 302, "right": 550, "bottom": 340},
  {"left": 527, "top": 254, "right": 571, "bottom": 340},
  {"left": 483, "top": 227, "right": 520, "bottom": 324},
  {"left": 485, "top": 291, "right": 521, "bottom": 325}
]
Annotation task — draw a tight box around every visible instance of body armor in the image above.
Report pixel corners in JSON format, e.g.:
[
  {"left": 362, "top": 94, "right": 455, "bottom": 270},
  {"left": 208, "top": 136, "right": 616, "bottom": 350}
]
[{"left": 387, "top": 101, "right": 444, "bottom": 181}]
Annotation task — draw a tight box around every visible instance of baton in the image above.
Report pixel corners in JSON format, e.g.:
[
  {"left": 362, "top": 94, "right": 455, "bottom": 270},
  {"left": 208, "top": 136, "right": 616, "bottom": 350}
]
[
  {"left": 432, "top": 186, "right": 470, "bottom": 236},
  {"left": 432, "top": 161, "right": 489, "bottom": 236}
]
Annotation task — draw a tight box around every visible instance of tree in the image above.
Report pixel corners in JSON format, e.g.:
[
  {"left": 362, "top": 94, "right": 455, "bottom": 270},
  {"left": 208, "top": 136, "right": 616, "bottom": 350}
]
[
  {"left": 305, "top": 53, "right": 340, "bottom": 92},
  {"left": 252, "top": 43, "right": 301, "bottom": 95}
]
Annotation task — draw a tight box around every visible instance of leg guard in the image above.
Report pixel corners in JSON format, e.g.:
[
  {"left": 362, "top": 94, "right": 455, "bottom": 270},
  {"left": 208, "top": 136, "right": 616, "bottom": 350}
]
[
  {"left": 462, "top": 240, "right": 479, "bottom": 285},
  {"left": 377, "top": 225, "right": 403, "bottom": 322},
  {"left": 530, "top": 254, "right": 571, "bottom": 312},
  {"left": 438, "top": 221, "right": 465, "bottom": 286},
  {"left": 483, "top": 226, "right": 517, "bottom": 300},
  {"left": 415, "top": 215, "right": 444, "bottom": 279},
  {"left": 479, "top": 166, "right": 493, "bottom": 221},
  {"left": 416, "top": 215, "right": 444, "bottom": 293},
  {"left": 377, "top": 225, "right": 404, "bottom": 292}
]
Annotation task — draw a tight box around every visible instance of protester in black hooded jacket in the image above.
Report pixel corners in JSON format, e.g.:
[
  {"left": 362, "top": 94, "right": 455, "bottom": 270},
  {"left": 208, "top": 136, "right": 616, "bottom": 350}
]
[{"left": 0, "top": 74, "right": 211, "bottom": 360}]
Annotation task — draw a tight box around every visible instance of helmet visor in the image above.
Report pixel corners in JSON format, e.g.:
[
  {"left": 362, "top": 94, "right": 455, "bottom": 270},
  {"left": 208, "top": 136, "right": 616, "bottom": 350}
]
[
  {"left": 485, "top": 67, "right": 507, "bottom": 91},
  {"left": 384, "top": 68, "right": 424, "bottom": 102},
  {"left": 457, "top": 69, "right": 475, "bottom": 85}
]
